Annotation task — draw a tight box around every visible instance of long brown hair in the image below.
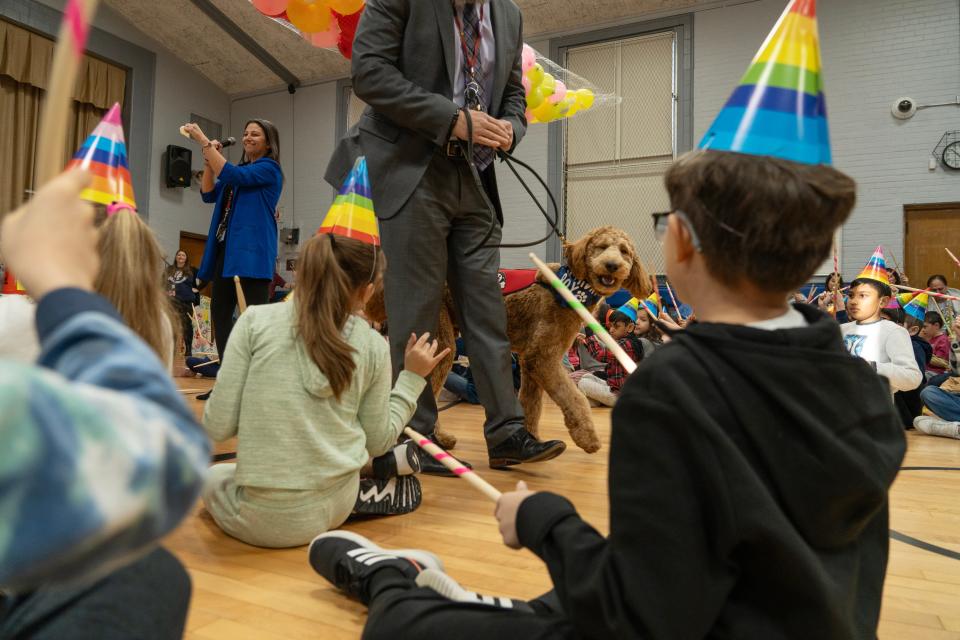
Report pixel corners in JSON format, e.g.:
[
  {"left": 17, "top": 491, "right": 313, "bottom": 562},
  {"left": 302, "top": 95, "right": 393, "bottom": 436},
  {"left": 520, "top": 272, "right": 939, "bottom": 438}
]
[
  {"left": 95, "top": 211, "right": 178, "bottom": 362},
  {"left": 295, "top": 234, "right": 385, "bottom": 399}
]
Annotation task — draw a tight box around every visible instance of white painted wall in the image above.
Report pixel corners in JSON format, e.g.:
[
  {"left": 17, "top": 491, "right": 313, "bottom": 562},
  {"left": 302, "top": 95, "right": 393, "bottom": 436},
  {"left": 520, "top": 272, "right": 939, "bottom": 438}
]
[
  {"left": 694, "top": 0, "right": 960, "bottom": 278},
  {"left": 35, "top": 0, "right": 232, "bottom": 261}
]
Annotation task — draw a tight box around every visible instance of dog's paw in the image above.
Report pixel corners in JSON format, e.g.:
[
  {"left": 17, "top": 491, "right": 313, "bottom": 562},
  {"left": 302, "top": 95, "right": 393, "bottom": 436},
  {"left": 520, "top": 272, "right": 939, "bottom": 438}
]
[
  {"left": 571, "top": 428, "right": 602, "bottom": 454},
  {"left": 434, "top": 430, "right": 458, "bottom": 450}
]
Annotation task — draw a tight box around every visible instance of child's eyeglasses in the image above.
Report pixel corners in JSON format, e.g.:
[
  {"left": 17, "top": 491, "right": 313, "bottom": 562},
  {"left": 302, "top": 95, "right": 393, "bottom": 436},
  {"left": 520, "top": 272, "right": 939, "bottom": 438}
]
[{"left": 651, "top": 209, "right": 746, "bottom": 252}]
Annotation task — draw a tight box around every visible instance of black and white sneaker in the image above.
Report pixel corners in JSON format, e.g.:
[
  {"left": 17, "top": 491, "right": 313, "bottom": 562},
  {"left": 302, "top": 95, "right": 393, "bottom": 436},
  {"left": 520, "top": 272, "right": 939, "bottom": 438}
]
[
  {"left": 352, "top": 475, "right": 422, "bottom": 517},
  {"left": 370, "top": 443, "right": 422, "bottom": 480},
  {"left": 415, "top": 568, "right": 535, "bottom": 612},
  {"left": 308, "top": 530, "right": 443, "bottom": 604}
]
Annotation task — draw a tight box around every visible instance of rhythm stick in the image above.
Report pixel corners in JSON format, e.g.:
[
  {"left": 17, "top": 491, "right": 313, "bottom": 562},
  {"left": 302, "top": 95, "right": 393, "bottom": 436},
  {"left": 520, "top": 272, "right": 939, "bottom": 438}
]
[
  {"left": 36, "top": 0, "right": 101, "bottom": 187},
  {"left": 806, "top": 283, "right": 818, "bottom": 303},
  {"left": 192, "top": 358, "right": 221, "bottom": 368},
  {"left": 664, "top": 279, "right": 685, "bottom": 322},
  {"left": 888, "top": 247, "right": 906, "bottom": 281},
  {"left": 529, "top": 253, "right": 637, "bottom": 374},
  {"left": 946, "top": 247, "right": 960, "bottom": 271},
  {"left": 403, "top": 428, "right": 501, "bottom": 502},
  {"left": 896, "top": 283, "right": 960, "bottom": 302},
  {"left": 234, "top": 276, "right": 247, "bottom": 314},
  {"left": 832, "top": 240, "right": 842, "bottom": 318}
]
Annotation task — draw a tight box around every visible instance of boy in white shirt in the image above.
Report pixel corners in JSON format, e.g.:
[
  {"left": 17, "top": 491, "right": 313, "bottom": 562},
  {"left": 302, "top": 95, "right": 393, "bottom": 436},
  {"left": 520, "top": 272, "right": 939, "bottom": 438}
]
[{"left": 840, "top": 248, "right": 922, "bottom": 393}]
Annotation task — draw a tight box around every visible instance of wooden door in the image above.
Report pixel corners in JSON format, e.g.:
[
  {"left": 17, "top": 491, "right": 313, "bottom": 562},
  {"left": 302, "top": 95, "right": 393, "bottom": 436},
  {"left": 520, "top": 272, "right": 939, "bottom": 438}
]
[
  {"left": 904, "top": 203, "right": 960, "bottom": 287},
  {"left": 179, "top": 231, "right": 212, "bottom": 297}
]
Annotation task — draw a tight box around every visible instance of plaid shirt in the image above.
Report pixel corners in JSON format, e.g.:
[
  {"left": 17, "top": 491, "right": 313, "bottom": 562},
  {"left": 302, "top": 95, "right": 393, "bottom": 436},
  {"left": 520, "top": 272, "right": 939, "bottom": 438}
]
[{"left": 585, "top": 335, "right": 642, "bottom": 393}]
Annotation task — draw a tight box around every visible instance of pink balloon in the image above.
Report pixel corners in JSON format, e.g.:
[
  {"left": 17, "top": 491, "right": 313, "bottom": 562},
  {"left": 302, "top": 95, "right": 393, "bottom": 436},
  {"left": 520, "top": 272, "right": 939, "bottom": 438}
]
[
  {"left": 521, "top": 44, "right": 536, "bottom": 73},
  {"left": 525, "top": 108, "right": 535, "bottom": 123},
  {"left": 522, "top": 75, "right": 531, "bottom": 95},
  {"left": 252, "top": 0, "right": 288, "bottom": 16},
  {"left": 305, "top": 22, "right": 341, "bottom": 47},
  {"left": 548, "top": 80, "right": 567, "bottom": 104}
]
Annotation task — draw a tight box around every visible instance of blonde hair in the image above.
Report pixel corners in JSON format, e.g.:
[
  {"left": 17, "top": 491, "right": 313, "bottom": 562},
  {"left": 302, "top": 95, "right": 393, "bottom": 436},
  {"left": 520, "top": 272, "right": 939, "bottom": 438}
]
[
  {"left": 94, "top": 211, "right": 177, "bottom": 361},
  {"left": 295, "top": 234, "right": 385, "bottom": 399}
]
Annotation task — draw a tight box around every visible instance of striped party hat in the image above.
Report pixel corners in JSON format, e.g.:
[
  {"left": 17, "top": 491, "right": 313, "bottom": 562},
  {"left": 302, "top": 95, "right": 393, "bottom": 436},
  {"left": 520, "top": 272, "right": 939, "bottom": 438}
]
[
  {"left": 618, "top": 297, "right": 640, "bottom": 323},
  {"left": 901, "top": 291, "right": 930, "bottom": 321},
  {"left": 66, "top": 103, "right": 137, "bottom": 212},
  {"left": 318, "top": 156, "right": 379, "bottom": 245},
  {"left": 698, "top": 0, "right": 831, "bottom": 165},
  {"left": 856, "top": 247, "right": 890, "bottom": 286},
  {"left": 642, "top": 292, "right": 662, "bottom": 318}
]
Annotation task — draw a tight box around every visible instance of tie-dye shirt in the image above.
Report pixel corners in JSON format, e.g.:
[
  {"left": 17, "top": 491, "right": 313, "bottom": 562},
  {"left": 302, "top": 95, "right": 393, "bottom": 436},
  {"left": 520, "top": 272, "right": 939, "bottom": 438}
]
[{"left": 0, "top": 289, "right": 209, "bottom": 591}]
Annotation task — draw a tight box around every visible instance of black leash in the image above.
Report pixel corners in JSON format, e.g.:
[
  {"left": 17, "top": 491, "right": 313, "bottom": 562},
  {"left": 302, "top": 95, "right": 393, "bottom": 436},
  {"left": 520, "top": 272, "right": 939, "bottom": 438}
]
[{"left": 459, "top": 108, "right": 565, "bottom": 256}]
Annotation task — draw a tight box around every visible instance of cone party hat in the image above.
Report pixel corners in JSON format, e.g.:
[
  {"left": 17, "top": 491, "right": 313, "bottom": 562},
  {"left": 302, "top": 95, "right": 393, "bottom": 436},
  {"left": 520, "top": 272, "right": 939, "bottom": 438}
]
[
  {"left": 2, "top": 270, "right": 27, "bottom": 295},
  {"left": 65, "top": 103, "right": 136, "bottom": 212},
  {"left": 901, "top": 291, "right": 931, "bottom": 321},
  {"left": 642, "top": 292, "right": 662, "bottom": 318},
  {"left": 856, "top": 247, "right": 890, "bottom": 286},
  {"left": 618, "top": 298, "right": 640, "bottom": 323},
  {"left": 698, "top": 0, "right": 831, "bottom": 165},
  {"left": 318, "top": 156, "right": 379, "bottom": 246}
]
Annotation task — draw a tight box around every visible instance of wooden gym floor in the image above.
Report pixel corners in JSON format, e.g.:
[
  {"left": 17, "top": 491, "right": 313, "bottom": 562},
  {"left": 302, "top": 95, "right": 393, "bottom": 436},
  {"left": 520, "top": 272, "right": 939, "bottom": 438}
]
[{"left": 171, "top": 378, "right": 960, "bottom": 639}]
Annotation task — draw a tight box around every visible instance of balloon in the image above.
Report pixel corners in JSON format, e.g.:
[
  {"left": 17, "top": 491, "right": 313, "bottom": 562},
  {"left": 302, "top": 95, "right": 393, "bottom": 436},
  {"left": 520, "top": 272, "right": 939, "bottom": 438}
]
[
  {"left": 332, "top": 8, "right": 362, "bottom": 58},
  {"left": 521, "top": 44, "right": 536, "bottom": 73},
  {"left": 526, "top": 63, "right": 544, "bottom": 89},
  {"left": 548, "top": 80, "right": 567, "bottom": 104},
  {"left": 329, "top": 0, "right": 364, "bottom": 13},
  {"left": 305, "top": 22, "right": 340, "bottom": 47},
  {"left": 525, "top": 108, "right": 535, "bottom": 123},
  {"left": 287, "top": 0, "right": 332, "bottom": 33},
  {"left": 252, "top": 0, "right": 288, "bottom": 15},
  {"left": 337, "top": 36, "right": 353, "bottom": 59},
  {"left": 575, "top": 88, "right": 595, "bottom": 111},
  {"left": 540, "top": 73, "right": 556, "bottom": 96},
  {"left": 521, "top": 75, "right": 531, "bottom": 95},
  {"left": 526, "top": 86, "right": 545, "bottom": 109}
]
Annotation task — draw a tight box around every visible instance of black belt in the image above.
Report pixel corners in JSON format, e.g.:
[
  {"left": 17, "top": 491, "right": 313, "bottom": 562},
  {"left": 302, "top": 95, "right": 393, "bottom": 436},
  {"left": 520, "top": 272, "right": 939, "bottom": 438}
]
[{"left": 445, "top": 140, "right": 465, "bottom": 157}]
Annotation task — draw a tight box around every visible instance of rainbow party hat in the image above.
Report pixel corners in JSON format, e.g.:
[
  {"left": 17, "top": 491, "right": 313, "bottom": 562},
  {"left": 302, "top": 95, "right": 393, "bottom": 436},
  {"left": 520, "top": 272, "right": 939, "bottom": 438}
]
[
  {"left": 642, "top": 292, "right": 662, "bottom": 318},
  {"left": 698, "top": 0, "right": 831, "bottom": 165},
  {"left": 66, "top": 102, "right": 136, "bottom": 212},
  {"left": 318, "top": 156, "right": 379, "bottom": 246},
  {"left": 618, "top": 298, "right": 640, "bottom": 323},
  {"left": 856, "top": 246, "right": 890, "bottom": 286},
  {"left": 901, "top": 291, "right": 931, "bottom": 321}
]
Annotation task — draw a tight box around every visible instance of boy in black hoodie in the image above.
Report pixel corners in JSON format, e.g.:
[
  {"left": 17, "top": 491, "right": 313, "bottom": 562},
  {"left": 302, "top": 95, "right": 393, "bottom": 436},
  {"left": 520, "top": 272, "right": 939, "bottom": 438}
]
[{"left": 305, "top": 147, "right": 905, "bottom": 640}]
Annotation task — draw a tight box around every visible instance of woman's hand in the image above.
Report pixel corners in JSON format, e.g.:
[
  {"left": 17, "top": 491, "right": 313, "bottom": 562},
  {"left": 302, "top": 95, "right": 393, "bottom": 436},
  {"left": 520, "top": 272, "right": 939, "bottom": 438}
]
[
  {"left": 404, "top": 333, "right": 451, "bottom": 378},
  {"left": 181, "top": 123, "right": 209, "bottom": 146}
]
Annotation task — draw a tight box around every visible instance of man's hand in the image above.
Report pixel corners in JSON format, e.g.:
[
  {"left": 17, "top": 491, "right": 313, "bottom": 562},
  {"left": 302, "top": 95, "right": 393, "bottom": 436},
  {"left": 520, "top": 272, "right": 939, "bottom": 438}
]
[
  {"left": 495, "top": 480, "right": 536, "bottom": 549},
  {"left": 1, "top": 169, "right": 99, "bottom": 300},
  {"left": 452, "top": 110, "right": 512, "bottom": 149}
]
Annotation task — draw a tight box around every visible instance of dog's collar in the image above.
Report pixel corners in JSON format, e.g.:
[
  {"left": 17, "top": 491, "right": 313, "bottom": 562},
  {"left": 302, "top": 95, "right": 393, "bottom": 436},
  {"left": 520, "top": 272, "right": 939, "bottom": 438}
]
[{"left": 540, "top": 265, "right": 604, "bottom": 309}]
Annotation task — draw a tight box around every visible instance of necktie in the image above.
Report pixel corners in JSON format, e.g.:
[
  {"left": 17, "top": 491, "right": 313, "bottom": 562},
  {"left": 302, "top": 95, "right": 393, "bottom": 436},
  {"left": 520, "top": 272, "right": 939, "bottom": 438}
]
[{"left": 461, "top": 3, "right": 495, "bottom": 171}]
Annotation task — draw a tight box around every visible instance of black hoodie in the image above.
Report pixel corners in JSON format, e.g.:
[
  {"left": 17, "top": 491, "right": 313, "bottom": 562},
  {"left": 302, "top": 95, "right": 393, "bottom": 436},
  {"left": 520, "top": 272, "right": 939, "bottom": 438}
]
[{"left": 516, "top": 304, "right": 905, "bottom": 640}]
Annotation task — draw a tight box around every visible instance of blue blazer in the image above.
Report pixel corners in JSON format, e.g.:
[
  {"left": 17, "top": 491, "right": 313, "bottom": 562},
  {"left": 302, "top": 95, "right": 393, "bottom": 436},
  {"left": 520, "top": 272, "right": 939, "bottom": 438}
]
[{"left": 198, "top": 158, "right": 282, "bottom": 281}]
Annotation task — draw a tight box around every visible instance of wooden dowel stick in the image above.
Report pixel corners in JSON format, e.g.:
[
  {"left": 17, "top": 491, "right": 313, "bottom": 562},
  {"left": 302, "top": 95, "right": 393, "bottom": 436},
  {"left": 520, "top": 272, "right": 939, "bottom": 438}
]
[
  {"left": 529, "top": 253, "right": 637, "bottom": 374},
  {"left": 664, "top": 279, "right": 684, "bottom": 322},
  {"left": 403, "top": 428, "right": 501, "bottom": 502},
  {"left": 897, "top": 283, "right": 960, "bottom": 302},
  {"left": 234, "top": 276, "right": 247, "bottom": 314}
]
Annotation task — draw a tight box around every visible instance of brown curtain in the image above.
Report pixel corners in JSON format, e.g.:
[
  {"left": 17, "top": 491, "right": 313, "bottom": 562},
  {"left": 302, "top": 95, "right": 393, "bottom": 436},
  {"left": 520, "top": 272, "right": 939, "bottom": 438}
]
[{"left": 0, "top": 19, "right": 126, "bottom": 217}]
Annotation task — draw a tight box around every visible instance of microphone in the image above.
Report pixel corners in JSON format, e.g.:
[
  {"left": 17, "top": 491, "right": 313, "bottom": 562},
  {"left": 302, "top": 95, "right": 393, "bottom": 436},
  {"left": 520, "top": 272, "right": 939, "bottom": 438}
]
[{"left": 221, "top": 137, "right": 237, "bottom": 148}]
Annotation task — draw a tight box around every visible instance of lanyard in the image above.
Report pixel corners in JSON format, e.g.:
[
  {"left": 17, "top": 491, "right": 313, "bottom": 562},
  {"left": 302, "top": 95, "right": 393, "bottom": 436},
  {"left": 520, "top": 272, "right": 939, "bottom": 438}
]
[{"left": 453, "top": 4, "right": 484, "bottom": 78}]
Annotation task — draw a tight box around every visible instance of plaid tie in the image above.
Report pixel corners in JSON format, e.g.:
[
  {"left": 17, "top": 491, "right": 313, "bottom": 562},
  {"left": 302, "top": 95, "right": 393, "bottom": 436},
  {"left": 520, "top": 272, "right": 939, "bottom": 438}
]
[{"left": 461, "top": 3, "right": 495, "bottom": 171}]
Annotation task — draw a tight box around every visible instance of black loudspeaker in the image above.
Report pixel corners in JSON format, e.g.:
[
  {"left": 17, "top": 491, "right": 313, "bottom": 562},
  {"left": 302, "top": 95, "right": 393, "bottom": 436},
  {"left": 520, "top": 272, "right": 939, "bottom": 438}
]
[{"left": 165, "top": 145, "right": 192, "bottom": 188}]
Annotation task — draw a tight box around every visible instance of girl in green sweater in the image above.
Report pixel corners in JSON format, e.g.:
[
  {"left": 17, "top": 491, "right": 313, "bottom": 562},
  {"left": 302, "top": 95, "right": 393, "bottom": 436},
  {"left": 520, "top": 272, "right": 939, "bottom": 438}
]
[{"left": 202, "top": 234, "right": 449, "bottom": 548}]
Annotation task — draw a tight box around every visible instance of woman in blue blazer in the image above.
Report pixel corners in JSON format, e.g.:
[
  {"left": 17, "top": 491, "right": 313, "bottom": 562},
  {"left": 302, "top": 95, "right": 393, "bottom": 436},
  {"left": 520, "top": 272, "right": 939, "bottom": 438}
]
[{"left": 183, "top": 119, "right": 283, "bottom": 360}]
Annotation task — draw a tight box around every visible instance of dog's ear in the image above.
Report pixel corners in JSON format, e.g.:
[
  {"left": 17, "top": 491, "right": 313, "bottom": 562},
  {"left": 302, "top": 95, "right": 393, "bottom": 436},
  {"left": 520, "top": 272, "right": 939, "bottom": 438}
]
[
  {"left": 563, "top": 236, "right": 591, "bottom": 281},
  {"left": 622, "top": 242, "right": 653, "bottom": 300}
]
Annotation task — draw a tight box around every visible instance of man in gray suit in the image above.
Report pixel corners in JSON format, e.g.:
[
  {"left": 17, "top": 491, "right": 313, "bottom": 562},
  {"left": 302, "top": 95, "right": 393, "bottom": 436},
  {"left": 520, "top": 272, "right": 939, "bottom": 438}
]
[{"left": 325, "top": 0, "right": 565, "bottom": 472}]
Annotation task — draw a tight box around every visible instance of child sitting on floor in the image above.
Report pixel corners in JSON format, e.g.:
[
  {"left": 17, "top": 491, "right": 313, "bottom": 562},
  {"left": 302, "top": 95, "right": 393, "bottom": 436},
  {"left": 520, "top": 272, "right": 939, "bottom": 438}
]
[
  {"left": 840, "top": 252, "right": 922, "bottom": 395},
  {"left": 921, "top": 312, "right": 952, "bottom": 377},
  {"left": 575, "top": 307, "right": 643, "bottom": 407},
  {"left": 201, "top": 233, "right": 449, "bottom": 547},
  {"left": 893, "top": 293, "right": 932, "bottom": 426}
]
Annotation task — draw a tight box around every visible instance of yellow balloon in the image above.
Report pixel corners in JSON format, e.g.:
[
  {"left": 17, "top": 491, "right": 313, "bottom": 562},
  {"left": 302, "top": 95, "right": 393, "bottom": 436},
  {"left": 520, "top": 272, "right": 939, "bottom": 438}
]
[
  {"left": 287, "top": 0, "right": 332, "bottom": 33},
  {"left": 526, "top": 86, "right": 545, "bottom": 109},
  {"left": 576, "top": 88, "right": 595, "bottom": 111},
  {"left": 526, "top": 64, "right": 544, "bottom": 89},
  {"left": 540, "top": 73, "right": 556, "bottom": 96},
  {"left": 329, "top": 0, "right": 364, "bottom": 13}
]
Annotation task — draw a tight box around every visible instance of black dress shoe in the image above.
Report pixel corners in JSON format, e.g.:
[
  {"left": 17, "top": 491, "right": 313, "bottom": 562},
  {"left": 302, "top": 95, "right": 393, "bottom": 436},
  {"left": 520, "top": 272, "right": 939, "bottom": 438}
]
[
  {"left": 409, "top": 435, "right": 474, "bottom": 477},
  {"left": 488, "top": 430, "right": 566, "bottom": 469},
  {"left": 196, "top": 390, "right": 211, "bottom": 401}
]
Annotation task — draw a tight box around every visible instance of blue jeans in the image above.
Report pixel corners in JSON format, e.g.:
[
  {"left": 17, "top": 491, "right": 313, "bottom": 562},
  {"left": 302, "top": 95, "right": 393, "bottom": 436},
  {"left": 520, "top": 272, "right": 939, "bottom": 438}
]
[
  {"left": 928, "top": 373, "right": 953, "bottom": 388},
  {"left": 921, "top": 386, "right": 960, "bottom": 422},
  {"left": 444, "top": 372, "right": 481, "bottom": 405}
]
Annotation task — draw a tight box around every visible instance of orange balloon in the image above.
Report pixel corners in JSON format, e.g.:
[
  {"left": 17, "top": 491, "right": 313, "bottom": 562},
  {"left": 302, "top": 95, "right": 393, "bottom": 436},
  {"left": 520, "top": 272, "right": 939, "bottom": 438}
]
[
  {"left": 287, "top": 0, "right": 332, "bottom": 33},
  {"left": 329, "top": 0, "right": 364, "bottom": 13}
]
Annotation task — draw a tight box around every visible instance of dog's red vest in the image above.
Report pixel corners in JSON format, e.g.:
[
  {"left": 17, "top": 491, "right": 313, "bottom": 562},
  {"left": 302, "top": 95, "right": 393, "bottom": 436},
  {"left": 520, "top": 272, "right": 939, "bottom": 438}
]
[{"left": 497, "top": 269, "right": 538, "bottom": 296}]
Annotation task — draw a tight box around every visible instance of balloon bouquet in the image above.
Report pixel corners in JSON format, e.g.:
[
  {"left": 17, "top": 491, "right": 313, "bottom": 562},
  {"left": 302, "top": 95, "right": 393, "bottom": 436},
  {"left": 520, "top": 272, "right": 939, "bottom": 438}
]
[
  {"left": 521, "top": 44, "right": 604, "bottom": 124},
  {"left": 250, "top": 0, "right": 364, "bottom": 58}
]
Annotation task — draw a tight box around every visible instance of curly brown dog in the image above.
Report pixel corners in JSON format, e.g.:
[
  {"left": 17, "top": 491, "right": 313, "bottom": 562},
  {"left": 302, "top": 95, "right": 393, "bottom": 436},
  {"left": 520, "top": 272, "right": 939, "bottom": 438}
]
[{"left": 367, "top": 226, "right": 651, "bottom": 453}]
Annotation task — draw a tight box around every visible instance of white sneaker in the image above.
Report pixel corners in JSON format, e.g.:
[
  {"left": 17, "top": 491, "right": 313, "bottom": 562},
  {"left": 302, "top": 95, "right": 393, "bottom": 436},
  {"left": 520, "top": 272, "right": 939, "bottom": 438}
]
[
  {"left": 914, "top": 416, "right": 960, "bottom": 439},
  {"left": 415, "top": 568, "right": 533, "bottom": 612}
]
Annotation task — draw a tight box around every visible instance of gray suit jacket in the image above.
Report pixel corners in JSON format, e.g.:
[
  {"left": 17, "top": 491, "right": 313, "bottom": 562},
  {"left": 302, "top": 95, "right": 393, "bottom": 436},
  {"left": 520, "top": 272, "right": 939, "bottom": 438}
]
[{"left": 324, "top": 0, "right": 528, "bottom": 221}]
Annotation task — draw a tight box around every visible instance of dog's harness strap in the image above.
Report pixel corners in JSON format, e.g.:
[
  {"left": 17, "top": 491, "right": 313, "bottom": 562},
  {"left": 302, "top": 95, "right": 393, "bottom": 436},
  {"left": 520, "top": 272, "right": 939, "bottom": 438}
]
[{"left": 538, "top": 266, "right": 603, "bottom": 309}]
